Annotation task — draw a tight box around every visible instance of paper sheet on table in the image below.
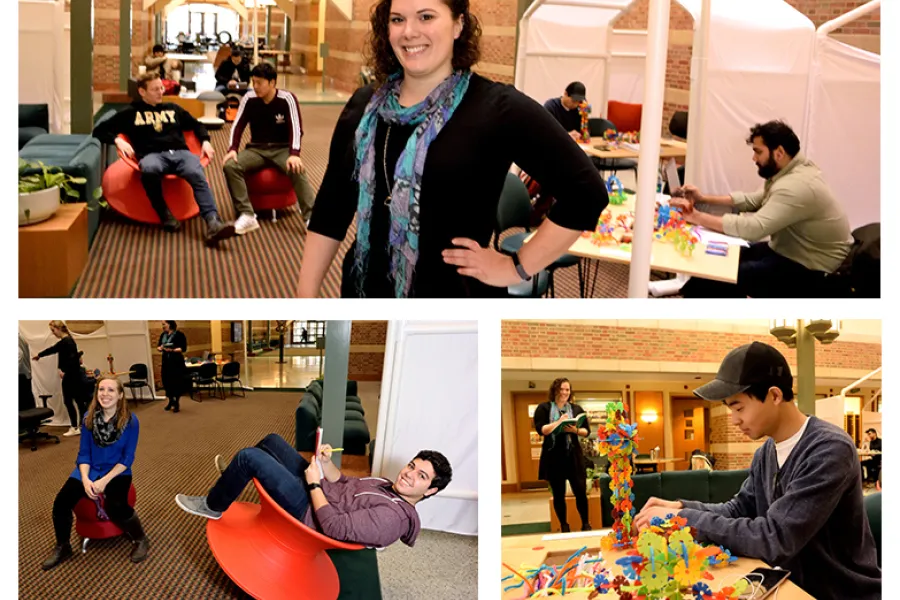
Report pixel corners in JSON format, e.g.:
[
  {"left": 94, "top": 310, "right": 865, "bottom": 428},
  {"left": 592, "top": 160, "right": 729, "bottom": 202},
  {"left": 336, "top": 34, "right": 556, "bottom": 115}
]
[{"left": 694, "top": 227, "right": 749, "bottom": 247}]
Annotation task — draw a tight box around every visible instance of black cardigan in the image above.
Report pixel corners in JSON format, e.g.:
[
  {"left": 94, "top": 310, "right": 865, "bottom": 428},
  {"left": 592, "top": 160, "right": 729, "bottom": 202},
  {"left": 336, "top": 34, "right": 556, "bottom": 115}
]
[
  {"left": 159, "top": 330, "right": 188, "bottom": 376},
  {"left": 37, "top": 336, "right": 80, "bottom": 378},
  {"left": 308, "top": 73, "right": 608, "bottom": 298},
  {"left": 533, "top": 401, "right": 591, "bottom": 481}
]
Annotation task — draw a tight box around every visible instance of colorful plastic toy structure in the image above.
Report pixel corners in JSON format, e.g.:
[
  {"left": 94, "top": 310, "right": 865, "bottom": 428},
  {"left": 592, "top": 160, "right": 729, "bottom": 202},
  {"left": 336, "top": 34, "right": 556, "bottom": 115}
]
[
  {"left": 502, "top": 546, "right": 611, "bottom": 597},
  {"left": 606, "top": 175, "right": 628, "bottom": 205},
  {"left": 591, "top": 515, "right": 744, "bottom": 600},
  {"left": 577, "top": 102, "right": 592, "bottom": 143},
  {"left": 596, "top": 401, "right": 640, "bottom": 552},
  {"left": 654, "top": 204, "right": 699, "bottom": 256}
]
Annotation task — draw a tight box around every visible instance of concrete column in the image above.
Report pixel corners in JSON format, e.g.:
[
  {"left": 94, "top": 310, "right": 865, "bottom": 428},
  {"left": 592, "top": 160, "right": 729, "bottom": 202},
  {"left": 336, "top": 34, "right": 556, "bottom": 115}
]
[
  {"left": 70, "top": 0, "right": 94, "bottom": 134},
  {"left": 796, "top": 320, "right": 816, "bottom": 415},
  {"left": 322, "top": 322, "right": 351, "bottom": 469},
  {"left": 284, "top": 13, "right": 291, "bottom": 52},
  {"left": 120, "top": 0, "right": 132, "bottom": 91},
  {"left": 265, "top": 6, "right": 272, "bottom": 47}
]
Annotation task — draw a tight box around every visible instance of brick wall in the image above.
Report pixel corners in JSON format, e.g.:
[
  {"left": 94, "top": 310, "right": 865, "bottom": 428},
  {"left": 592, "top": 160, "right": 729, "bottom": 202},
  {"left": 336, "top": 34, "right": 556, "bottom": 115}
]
[
  {"left": 351, "top": 320, "right": 388, "bottom": 344},
  {"left": 349, "top": 320, "right": 387, "bottom": 381},
  {"left": 501, "top": 322, "right": 881, "bottom": 371}
]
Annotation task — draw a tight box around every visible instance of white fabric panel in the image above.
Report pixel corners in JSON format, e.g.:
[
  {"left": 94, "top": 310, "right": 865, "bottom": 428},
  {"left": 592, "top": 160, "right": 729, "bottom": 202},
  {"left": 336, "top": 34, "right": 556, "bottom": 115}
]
[
  {"left": 19, "top": 0, "right": 67, "bottom": 133},
  {"left": 18, "top": 322, "right": 156, "bottom": 426},
  {"left": 674, "top": 0, "right": 814, "bottom": 195},
  {"left": 815, "top": 396, "right": 844, "bottom": 430},
  {"left": 608, "top": 56, "right": 645, "bottom": 103},
  {"left": 523, "top": 58, "right": 606, "bottom": 117},
  {"left": 374, "top": 322, "right": 478, "bottom": 536},
  {"left": 806, "top": 37, "right": 880, "bottom": 229}
]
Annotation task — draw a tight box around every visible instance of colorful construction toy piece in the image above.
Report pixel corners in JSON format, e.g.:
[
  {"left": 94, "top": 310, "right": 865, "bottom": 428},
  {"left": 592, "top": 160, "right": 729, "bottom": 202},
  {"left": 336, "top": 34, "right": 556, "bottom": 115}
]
[
  {"left": 577, "top": 102, "right": 592, "bottom": 144},
  {"left": 606, "top": 175, "right": 628, "bottom": 205},
  {"left": 654, "top": 204, "right": 699, "bottom": 256},
  {"left": 596, "top": 402, "right": 640, "bottom": 552},
  {"left": 502, "top": 546, "right": 611, "bottom": 598},
  {"left": 590, "top": 515, "right": 744, "bottom": 600}
]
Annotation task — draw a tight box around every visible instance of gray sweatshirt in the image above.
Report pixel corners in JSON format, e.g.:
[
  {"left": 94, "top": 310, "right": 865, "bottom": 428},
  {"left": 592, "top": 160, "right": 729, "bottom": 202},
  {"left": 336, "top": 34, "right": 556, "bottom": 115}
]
[
  {"left": 302, "top": 474, "right": 421, "bottom": 548},
  {"left": 723, "top": 153, "right": 852, "bottom": 273},
  {"left": 680, "top": 416, "right": 880, "bottom": 600}
]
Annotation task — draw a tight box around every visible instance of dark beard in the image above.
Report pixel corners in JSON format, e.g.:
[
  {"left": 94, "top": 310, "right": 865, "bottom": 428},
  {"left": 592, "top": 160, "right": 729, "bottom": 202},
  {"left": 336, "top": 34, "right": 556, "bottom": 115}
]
[{"left": 757, "top": 157, "right": 779, "bottom": 179}]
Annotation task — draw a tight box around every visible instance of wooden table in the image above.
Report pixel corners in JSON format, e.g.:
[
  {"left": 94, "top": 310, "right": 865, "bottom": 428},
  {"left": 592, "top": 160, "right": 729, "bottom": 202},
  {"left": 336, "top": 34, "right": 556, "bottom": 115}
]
[
  {"left": 501, "top": 530, "right": 814, "bottom": 599},
  {"left": 525, "top": 195, "right": 741, "bottom": 295},
  {"left": 19, "top": 203, "right": 88, "bottom": 297},
  {"left": 580, "top": 138, "right": 688, "bottom": 160}
]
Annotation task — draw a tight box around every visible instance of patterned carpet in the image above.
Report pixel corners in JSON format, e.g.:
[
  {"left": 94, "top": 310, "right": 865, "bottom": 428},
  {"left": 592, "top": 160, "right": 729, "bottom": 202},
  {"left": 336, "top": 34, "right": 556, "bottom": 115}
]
[
  {"left": 17, "top": 391, "right": 369, "bottom": 599},
  {"left": 73, "top": 103, "right": 661, "bottom": 298}
]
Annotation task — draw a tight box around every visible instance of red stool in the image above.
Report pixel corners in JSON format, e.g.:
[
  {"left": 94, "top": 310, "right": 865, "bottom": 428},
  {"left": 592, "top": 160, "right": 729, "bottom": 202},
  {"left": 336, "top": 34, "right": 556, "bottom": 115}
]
[
  {"left": 245, "top": 167, "right": 297, "bottom": 223},
  {"left": 207, "top": 478, "right": 364, "bottom": 600},
  {"left": 73, "top": 484, "right": 137, "bottom": 553},
  {"left": 102, "top": 131, "right": 210, "bottom": 225}
]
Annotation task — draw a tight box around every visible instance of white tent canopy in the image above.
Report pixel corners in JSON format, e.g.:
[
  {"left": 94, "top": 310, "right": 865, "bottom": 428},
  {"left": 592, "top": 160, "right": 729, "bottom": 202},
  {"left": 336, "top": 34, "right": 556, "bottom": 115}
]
[{"left": 516, "top": 0, "right": 647, "bottom": 115}]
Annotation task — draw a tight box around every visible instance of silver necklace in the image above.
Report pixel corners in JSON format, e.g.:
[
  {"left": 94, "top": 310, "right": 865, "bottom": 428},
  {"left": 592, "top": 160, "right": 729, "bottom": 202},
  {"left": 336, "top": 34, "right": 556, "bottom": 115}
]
[{"left": 383, "top": 124, "right": 392, "bottom": 206}]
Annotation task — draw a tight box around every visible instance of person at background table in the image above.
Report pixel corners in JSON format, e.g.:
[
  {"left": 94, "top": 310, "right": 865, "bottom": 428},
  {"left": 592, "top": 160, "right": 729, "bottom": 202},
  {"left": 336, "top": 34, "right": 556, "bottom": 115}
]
[
  {"left": 19, "top": 334, "right": 35, "bottom": 412},
  {"left": 633, "top": 342, "right": 880, "bottom": 600},
  {"left": 863, "top": 428, "right": 881, "bottom": 485},
  {"left": 32, "top": 321, "right": 84, "bottom": 438},
  {"left": 41, "top": 378, "right": 148, "bottom": 570},
  {"left": 543, "top": 81, "right": 590, "bottom": 142},
  {"left": 222, "top": 62, "right": 316, "bottom": 235},
  {"left": 534, "top": 378, "right": 592, "bottom": 532},
  {"left": 158, "top": 320, "right": 188, "bottom": 414},
  {"left": 93, "top": 72, "right": 236, "bottom": 246},
  {"left": 144, "top": 44, "right": 181, "bottom": 96},
  {"left": 175, "top": 433, "right": 452, "bottom": 548},
  {"left": 215, "top": 47, "right": 252, "bottom": 94},
  {"left": 298, "top": 0, "right": 607, "bottom": 298},
  {"left": 672, "top": 120, "right": 852, "bottom": 298}
]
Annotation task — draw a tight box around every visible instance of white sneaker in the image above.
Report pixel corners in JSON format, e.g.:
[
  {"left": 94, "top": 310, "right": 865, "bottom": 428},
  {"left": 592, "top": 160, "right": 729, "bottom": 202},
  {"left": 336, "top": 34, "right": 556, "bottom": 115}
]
[
  {"left": 234, "top": 213, "right": 260, "bottom": 235},
  {"left": 63, "top": 427, "right": 80, "bottom": 437}
]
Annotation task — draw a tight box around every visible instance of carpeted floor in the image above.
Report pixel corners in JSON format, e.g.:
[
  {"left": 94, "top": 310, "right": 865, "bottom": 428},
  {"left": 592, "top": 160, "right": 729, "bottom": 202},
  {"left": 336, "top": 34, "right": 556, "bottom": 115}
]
[
  {"left": 18, "top": 391, "right": 376, "bottom": 599},
  {"left": 74, "top": 103, "right": 668, "bottom": 298},
  {"left": 377, "top": 530, "right": 478, "bottom": 599}
]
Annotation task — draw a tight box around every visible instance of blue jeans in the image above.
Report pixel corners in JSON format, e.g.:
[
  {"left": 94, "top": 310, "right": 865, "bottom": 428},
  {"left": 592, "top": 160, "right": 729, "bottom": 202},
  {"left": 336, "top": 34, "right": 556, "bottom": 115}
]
[
  {"left": 206, "top": 433, "right": 311, "bottom": 520},
  {"left": 138, "top": 150, "right": 218, "bottom": 219}
]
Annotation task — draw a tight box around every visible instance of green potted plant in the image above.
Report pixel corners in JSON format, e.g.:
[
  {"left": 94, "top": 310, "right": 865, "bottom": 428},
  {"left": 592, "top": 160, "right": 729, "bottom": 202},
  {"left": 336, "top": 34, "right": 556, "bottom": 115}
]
[{"left": 18, "top": 158, "right": 103, "bottom": 226}]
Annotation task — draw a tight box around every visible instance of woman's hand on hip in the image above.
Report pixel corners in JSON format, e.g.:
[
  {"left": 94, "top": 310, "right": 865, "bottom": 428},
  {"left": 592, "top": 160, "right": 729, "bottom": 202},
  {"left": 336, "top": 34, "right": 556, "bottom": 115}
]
[{"left": 442, "top": 239, "right": 519, "bottom": 287}]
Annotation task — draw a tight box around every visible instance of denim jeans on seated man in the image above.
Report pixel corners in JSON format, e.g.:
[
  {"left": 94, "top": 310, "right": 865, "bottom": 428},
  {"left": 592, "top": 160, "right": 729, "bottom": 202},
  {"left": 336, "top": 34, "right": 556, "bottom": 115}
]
[
  {"left": 206, "top": 433, "right": 311, "bottom": 520},
  {"left": 138, "top": 150, "right": 235, "bottom": 246}
]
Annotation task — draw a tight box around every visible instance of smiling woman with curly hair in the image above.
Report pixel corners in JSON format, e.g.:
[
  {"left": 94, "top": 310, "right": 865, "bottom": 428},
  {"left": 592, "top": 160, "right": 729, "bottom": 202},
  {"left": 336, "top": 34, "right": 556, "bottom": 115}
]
[{"left": 298, "top": 0, "right": 608, "bottom": 299}]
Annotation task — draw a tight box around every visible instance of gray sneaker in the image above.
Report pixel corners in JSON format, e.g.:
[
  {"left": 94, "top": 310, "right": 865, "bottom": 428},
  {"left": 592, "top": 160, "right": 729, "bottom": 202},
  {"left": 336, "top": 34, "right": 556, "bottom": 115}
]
[{"left": 175, "top": 494, "right": 222, "bottom": 520}]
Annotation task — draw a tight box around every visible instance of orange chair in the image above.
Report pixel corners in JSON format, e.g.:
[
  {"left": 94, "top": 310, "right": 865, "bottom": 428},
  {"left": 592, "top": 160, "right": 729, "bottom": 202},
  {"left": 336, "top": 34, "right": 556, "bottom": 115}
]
[
  {"left": 73, "top": 484, "right": 137, "bottom": 554},
  {"left": 607, "top": 100, "right": 643, "bottom": 133},
  {"left": 207, "top": 478, "right": 364, "bottom": 600},
  {"left": 102, "top": 131, "right": 209, "bottom": 224},
  {"left": 246, "top": 167, "right": 297, "bottom": 221}
]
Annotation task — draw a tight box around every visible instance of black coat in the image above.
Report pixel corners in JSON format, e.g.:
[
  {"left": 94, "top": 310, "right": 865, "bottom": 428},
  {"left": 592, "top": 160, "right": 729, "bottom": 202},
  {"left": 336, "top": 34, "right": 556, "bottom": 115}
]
[
  {"left": 533, "top": 401, "right": 590, "bottom": 481},
  {"left": 159, "top": 330, "right": 188, "bottom": 396}
]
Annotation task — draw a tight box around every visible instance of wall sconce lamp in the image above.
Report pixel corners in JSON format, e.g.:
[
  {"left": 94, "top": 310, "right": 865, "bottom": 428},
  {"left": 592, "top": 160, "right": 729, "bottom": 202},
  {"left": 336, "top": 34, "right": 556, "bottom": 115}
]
[
  {"left": 640, "top": 410, "right": 658, "bottom": 424},
  {"left": 769, "top": 319, "right": 797, "bottom": 347},
  {"left": 805, "top": 319, "right": 841, "bottom": 344}
]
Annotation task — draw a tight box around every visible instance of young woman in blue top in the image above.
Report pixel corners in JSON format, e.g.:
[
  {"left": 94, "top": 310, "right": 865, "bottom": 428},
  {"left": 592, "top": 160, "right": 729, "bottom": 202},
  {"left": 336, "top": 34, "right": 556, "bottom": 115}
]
[{"left": 42, "top": 377, "right": 148, "bottom": 570}]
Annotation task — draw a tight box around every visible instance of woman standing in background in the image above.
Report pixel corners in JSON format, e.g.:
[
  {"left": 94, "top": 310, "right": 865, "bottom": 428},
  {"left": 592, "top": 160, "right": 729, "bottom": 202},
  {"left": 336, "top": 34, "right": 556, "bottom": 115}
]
[
  {"left": 33, "top": 321, "right": 83, "bottom": 437},
  {"left": 158, "top": 321, "right": 188, "bottom": 413},
  {"left": 533, "top": 377, "right": 592, "bottom": 532}
]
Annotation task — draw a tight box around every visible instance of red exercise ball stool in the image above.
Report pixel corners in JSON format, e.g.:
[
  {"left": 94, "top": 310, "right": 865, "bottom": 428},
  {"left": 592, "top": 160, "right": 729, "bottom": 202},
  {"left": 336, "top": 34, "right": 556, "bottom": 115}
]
[
  {"left": 73, "top": 484, "right": 137, "bottom": 554},
  {"left": 102, "top": 131, "right": 210, "bottom": 224},
  {"left": 245, "top": 167, "right": 297, "bottom": 223},
  {"left": 207, "top": 478, "right": 364, "bottom": 600}
]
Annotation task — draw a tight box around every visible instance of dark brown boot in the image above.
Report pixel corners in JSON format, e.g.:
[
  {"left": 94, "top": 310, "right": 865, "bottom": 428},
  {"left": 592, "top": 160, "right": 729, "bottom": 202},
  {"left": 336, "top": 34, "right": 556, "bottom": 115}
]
[
  {"left": 120, "top": 514, "right": 150, "bottom": 563},
  {"left": 41, "top": 544, "right": 73, "bottom": 571}
]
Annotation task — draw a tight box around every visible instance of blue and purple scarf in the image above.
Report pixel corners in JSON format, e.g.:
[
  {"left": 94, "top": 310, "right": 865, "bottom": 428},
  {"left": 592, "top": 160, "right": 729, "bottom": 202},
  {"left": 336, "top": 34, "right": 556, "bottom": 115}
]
[{"left": 352, "top": 70, "right": 472, "bottom": 298}]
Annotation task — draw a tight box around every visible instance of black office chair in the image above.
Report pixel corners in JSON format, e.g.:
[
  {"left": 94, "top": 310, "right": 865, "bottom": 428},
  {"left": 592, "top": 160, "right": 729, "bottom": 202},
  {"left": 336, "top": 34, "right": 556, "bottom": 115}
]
[
  {"left": 123, "top": 363, "right": 152, "bottom": 404},
  {"left": 495, "top": 172, "right": 581, "bottom": 297},
  {"left": 19, "top": 394, "right": 60, "bottom": 451},
  {"left": 588, "top": 117, "right": 638, "bottom": 182},
  {"left": 195, "top": 362, "right": 224, "bottom": 400},
  {"left": 216, "top": 362, "right": 245, "bottom": 398},
  {"left": 824, "top": 222, "right": 880, "bottom": 298},
  {"left": 865, "top": 492, "right": 881, "bottom": 567}
]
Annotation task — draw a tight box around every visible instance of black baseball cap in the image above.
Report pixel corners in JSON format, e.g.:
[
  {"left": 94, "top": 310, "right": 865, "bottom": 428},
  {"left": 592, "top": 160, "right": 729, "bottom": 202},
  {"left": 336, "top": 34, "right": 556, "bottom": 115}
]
[
  {"left": 694, "top": 342, "right": 793, "bottom": 401},
  {"left": 565, "top": 81, "right": 586, "bottom": 103}
]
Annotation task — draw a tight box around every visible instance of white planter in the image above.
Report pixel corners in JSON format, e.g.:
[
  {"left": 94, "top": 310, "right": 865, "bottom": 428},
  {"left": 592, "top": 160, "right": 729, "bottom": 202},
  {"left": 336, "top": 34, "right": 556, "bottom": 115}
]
[{"left": 19, "top": 187, "right": 61, "bottom": 226}]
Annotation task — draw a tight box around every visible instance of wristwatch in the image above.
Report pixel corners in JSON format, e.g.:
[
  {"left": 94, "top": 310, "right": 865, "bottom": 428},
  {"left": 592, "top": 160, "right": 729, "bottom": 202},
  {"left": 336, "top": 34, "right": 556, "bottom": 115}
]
[
  {"left": 308, "top": 483, "right": 322, "bottom": 491},
  {"left": 511, "top": 251, "right": 532, "bottom": 282}
]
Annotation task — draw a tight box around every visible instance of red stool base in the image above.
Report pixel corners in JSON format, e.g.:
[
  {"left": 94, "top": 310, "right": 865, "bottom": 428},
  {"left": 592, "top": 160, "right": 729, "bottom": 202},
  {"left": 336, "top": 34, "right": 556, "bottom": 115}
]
[
  {"left": 103, "top": 160, "right": 201, "bottom": 225},
  {"left": 246, "top": 167, "right": 297, "bottom": 212},
  {"left": 207, "top": 501, "right": 339, "bottom": 600}
]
